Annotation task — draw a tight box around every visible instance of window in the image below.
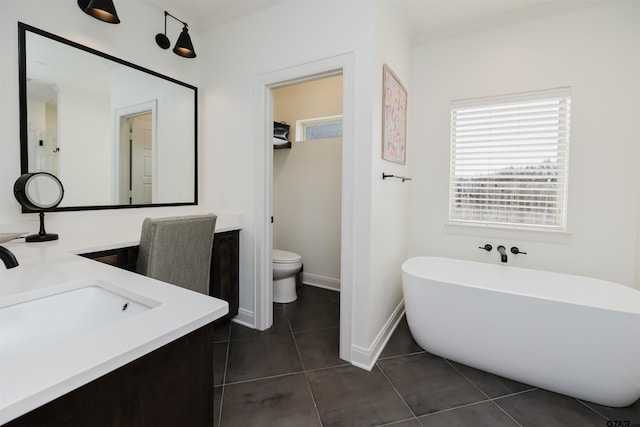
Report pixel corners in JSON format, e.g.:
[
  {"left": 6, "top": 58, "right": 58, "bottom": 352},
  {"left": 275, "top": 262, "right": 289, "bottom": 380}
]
[
  {"left": 449, "top": 87, "right": 571, "bottom": 229},
  {"left": 296, "top": 115, "right": 342, "bottom": 141}
]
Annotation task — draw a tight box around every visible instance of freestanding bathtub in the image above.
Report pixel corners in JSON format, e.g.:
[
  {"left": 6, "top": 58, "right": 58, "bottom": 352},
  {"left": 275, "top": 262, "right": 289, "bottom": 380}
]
[{"left": 401, "top": 256, "right": 640, "bottom": 407}]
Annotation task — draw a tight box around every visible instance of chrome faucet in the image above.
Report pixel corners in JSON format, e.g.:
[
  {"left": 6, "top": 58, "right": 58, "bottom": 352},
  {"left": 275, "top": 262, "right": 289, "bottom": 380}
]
[
  {"left": 497, "top": 245, "right": 508, "bottom": 263},
  {"left": 0, "top": 246, "right": 19, "bottom": 269}
]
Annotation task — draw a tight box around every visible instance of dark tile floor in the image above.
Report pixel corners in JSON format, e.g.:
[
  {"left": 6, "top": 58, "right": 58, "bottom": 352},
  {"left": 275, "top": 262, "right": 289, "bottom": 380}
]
[{"left": 213, "top": 285, "right": 640, "bottom": 426}]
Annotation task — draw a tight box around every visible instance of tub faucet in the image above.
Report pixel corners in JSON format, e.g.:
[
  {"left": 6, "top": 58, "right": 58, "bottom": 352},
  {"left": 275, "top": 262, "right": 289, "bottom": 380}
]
[
  {"left": 0, "top": 246, "right": 19, "bottom": 269},
  {"left": 497, "top": 245, "right": 508, "bottom": 263}
]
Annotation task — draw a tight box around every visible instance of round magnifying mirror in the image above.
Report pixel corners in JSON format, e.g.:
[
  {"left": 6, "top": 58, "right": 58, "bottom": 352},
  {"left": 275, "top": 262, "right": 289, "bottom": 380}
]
[{"left": 14, "top": 172, "right": 64, "bottom": 242}]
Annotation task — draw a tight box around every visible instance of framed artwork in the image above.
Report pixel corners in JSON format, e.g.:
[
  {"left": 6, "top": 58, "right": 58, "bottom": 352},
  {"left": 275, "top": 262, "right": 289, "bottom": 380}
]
[{"left": 381, "top": 64, "right": 407, "bottom": 164}]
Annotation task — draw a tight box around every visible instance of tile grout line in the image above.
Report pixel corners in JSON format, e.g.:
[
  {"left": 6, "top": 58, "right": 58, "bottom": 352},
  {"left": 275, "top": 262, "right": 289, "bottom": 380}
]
[
  {"left": 286, "top": 302, "right": 307, "bottom": 373},
  {"left": 302, "top": 368, "right": 325, "bottom": 427},
  {"left": 575, "top": 398, "right": 612, "bottom": 421},
  {"left": 487, "top": 400, "right": 524, "bottom": 427},
  {"left": 490, "top": 389, "right": 544, "bottom": 427},
  {"left": 444, "top": 358, "right": 493, "bottom": 401},
  {"left": 292, "top": 325, "right": 341, "bottom": 334},
  {"left": 226, "top": 330, "right": 291, "bottom": 342},
  {"left": 375, "top": 361, "right": 420, "bottom": 423},
  {"left": 286, "top": 300, "right": 325, "bottom": 426},
  {"left": 220, "top": 355, "right": 349, "bottom": 387},
  {"left": 378, "top": 350, "right": 426, "bottom": 361},
  {"left": 490, "top": 388, "right": 538, "bottom": 401},
  {"left": 221, "top": 326, "right": 231, "bottom": 386},
  {"left": 412, "top": 355, "right": 516, "bottom": 420},
  {"left": 222, "top": 370, "right": 306, "bottom": 387},
  {"left": 444, "top": 358, "right": 524, "bottom": 427},
  {"left": 419, "top": 399, "right": 493, "bottom": 418},
  {"left": 375, "top": 417, "right": 422, "bottom": 426},
  {"left": 217, "top": 323, "right": 232, "bottom": 427},
  {"left": 300, "top": 361, "right": 351, "bottom": 375}
]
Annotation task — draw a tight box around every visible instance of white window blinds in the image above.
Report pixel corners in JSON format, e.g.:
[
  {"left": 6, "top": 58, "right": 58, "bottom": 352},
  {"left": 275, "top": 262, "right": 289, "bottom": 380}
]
[{"left": 449, "top": 87, "right": 571, "bottom": 229}]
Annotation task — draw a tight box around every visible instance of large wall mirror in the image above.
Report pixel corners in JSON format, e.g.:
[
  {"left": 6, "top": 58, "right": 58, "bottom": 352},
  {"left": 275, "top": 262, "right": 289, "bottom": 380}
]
[{"left": 18, "top": 22, "right": 197, "bottom": 211}]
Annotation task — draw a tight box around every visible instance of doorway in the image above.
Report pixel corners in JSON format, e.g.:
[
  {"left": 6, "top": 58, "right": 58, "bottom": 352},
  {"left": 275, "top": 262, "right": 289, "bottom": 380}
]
[
  {"left": 254, "top": 53, "right": 355, "bottom": 362},
  {"left": 114, "top": 101, "right": 157, "bottom": 205},
  {"left": 272, "top": 75, "right": 343, "bottom": 295},
  {"left": 129, "top": 114, "right": 152, "bottom": 204}
]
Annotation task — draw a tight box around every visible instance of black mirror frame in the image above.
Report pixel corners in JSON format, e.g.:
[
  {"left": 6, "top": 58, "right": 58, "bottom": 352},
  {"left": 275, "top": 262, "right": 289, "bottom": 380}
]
[{"left": 17, "top": 22, "right": 198, "bottom": 212}]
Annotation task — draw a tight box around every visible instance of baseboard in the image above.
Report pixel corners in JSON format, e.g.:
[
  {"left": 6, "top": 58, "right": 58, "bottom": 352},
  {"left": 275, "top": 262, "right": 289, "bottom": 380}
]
[
  {"left": 231, "top": 308, "right": 254, "bottom": 328},
  {"left": 302, "top": 273, "right": 340, "bottom": 291},
  {"left": 350, "top": 300, "right": 405, "bottom": 371}
]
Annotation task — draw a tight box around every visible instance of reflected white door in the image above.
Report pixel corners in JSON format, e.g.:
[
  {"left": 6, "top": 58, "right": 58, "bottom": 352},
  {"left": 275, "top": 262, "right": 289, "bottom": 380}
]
[{"left": 131, "top": 115, "right": 152, "bottom": 204}]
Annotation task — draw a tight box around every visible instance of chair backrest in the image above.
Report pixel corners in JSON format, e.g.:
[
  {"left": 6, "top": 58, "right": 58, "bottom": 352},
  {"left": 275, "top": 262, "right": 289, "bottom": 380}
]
[{"left": 136, "top": 214, "right": 217, "bottom": 295}]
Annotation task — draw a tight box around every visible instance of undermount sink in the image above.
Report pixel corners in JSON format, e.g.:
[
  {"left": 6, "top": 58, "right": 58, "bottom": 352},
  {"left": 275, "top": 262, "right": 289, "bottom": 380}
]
[{"left": 0, "top": 280, "right": 160, "bottom": 359}]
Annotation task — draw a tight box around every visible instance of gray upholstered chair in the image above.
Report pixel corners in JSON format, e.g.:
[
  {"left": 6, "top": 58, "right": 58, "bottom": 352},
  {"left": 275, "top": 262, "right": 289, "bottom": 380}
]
[{"left": 136, "top": 214, "right": 217, "bottom": 295}]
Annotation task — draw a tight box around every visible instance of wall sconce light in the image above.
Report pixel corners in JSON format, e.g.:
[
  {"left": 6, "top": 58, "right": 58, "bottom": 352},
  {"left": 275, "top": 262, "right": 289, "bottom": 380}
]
[
  {"left": 77, "top": 0, "right": 120, "bottom": 24},
  {"left": 155, "top": 11, "right": 197, "bottom": 58}
]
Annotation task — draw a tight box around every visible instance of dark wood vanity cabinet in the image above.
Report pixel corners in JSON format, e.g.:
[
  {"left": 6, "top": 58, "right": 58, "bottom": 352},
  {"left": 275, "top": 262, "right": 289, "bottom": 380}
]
[
  {"left": 6, "top": 323, "right": 214, "bottom": 427},
  {"left": 80, "top": 229, "right": 240, "bottom": 324},
  {"left": 80, "top": 245, "right": 139, "bottom": 271},
  {"left": 209, "top": 230, "right": 240, "bottom": 323}
]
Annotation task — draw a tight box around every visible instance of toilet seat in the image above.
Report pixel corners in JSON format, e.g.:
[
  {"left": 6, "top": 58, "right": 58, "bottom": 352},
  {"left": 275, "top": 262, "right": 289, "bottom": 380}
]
[{"left": 273, "top": 249, "right": 302, "bottom": 264}]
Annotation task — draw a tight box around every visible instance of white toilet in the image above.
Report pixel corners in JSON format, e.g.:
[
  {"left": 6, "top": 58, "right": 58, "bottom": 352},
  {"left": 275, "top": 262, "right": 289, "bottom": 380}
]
[{"left": 272, "top": 249, "right": 302, "bottom": 303}]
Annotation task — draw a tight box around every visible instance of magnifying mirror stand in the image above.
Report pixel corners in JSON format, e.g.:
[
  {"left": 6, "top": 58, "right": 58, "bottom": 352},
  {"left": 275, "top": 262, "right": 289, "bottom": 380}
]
[
  {"left": 14, "top": 172, "right": 64, "bottom": 242},
  {"left": 25, "top": 211, "right": 58, "bottom": 242}
]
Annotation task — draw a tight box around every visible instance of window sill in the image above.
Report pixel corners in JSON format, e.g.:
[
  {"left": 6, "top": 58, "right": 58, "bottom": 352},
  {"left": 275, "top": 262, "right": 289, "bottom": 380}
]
[{"left": 444, "top": 222, "right": 573, "bottom": 244}]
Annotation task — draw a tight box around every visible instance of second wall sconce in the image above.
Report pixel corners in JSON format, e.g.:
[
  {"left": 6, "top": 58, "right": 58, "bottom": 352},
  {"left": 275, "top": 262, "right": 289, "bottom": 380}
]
[
  {"left": 77, "top": 0, "right": 120, "bottom": 24},
  {"left": 155, "top": 11, "right": 197, "bottom": 58}
]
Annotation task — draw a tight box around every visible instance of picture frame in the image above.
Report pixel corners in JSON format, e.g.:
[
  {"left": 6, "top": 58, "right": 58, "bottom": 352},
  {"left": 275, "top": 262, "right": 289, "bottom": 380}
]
[{"left": 381, "top": 64, "right": 408, "bottom": 164}]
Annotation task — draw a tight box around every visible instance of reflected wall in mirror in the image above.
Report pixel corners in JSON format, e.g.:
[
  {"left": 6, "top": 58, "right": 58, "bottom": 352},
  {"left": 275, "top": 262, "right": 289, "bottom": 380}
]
[{"left": 18, "top": 22, "right": 197, "bottom": 211}]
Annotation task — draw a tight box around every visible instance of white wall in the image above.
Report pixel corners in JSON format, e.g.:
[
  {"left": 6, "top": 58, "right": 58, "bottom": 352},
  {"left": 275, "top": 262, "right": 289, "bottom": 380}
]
[
  {"left": 57, "top": 85, "right": 111, "bottom": 206},
  {"left": 25, "top": 98, "right": 46, "bottom": 171},
  {"left": 637, "top": 5, "right": 640, "bottom": 289},
  {"left": 200, "top": 0, "right": 412, "bottom": 365},
  {"left": 273, "top": 76, "right": 342, "bottom": 289},
  {"left": 366, "top": 0, "right": 412, "bottom": 348},
  {"left": 0, "top": 0, "right": 203, "bottom": 234},
  {"left": 637, "top": 167, "right": 640, "bottom": 287},
  {"left": 408, "top": 0, "right": 640, "bottom": 289}
]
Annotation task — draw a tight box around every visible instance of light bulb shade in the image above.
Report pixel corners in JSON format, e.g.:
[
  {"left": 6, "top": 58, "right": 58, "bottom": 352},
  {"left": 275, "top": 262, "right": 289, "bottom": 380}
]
[
  {"left": 78, "top": 0, "right": 120, "bottom": 24},
  {"left": 173, "top": 26, "right": 196, "bottom": 58}
]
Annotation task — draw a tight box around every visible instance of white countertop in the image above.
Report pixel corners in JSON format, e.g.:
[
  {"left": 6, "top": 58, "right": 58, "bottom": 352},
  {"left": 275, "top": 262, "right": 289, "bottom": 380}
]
[{"left": 0, "top": 217, "right": 240, "bottom": 424}]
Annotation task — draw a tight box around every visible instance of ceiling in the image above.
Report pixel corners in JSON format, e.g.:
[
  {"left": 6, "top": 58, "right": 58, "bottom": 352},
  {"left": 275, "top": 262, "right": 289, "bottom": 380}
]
[
  {"left": 142, "top": 0, "right": 285, "bottom": 33},
  {"left": 142, "top": 0, "right": 569, "bottom": 38}
]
